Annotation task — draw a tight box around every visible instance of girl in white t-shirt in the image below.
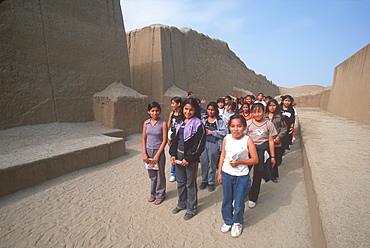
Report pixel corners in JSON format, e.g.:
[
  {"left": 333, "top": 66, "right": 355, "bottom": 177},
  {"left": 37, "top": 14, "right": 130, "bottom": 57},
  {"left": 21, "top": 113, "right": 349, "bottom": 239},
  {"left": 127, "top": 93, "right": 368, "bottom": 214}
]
[{"left": 217, "top": 114, "right": 258, "bottom": 238}]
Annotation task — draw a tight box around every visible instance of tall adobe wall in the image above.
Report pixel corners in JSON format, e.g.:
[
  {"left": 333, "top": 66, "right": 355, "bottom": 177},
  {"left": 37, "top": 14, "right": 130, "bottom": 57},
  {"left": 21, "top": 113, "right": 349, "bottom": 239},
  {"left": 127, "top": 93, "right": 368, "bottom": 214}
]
[
  {"left": 327, "top": 43, "right": 370, "bottom": 124},
  {"left": 127, "top": 25, "right": 279, "bottom": 107},
  {"left": 0, "top": 0, "right": 131, "bottom": 130},
  {"left": 126, "top": 25, "right": 163, "bottom": 101}
]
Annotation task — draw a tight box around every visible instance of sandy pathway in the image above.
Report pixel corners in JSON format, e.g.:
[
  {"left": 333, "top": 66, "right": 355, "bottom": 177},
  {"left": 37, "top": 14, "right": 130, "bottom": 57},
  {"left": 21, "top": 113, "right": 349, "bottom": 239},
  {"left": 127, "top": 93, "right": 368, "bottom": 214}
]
[{"left": 0, "top": 134, "right": 311, "bottom": 247}]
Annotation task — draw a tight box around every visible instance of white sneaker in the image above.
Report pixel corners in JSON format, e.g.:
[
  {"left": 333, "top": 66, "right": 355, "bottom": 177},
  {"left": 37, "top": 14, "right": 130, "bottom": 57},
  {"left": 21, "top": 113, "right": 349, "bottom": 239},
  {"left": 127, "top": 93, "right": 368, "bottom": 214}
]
[
  {"left": 169, "top": 176, "right": 176, "bottom": 182},
  {"left": 248, "top": 200, "right": 256, "bottom": 208},
  {"left": 231, "top": 223, "right": 243, "bottom": 238},
  {"left": 292, "top": 137, "right": 296, "bottom": 141},
  {"left": 221, "top": 223, "right": 232, "bottom": 233}
]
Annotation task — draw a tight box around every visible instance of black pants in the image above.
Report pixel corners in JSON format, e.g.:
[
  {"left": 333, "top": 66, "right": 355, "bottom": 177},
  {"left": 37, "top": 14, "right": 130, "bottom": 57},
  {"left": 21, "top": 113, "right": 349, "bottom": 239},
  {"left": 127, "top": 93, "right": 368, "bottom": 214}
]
[
  {"left": 282, "top": 132, "right": 292, "bottom": 150},
  {"left": 272, "top": 146, "right": 284, "bottom": 179},
  {"left": 248, "top": 166, "right": 263, "bottom": 202}
]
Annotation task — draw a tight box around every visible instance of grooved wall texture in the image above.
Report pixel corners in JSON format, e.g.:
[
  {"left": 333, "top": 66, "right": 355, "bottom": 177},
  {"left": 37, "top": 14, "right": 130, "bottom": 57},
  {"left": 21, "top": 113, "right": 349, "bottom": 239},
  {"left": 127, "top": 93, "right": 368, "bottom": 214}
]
[
  {"left": 0, "top": 0, "right": 131, "bottom": 130},
  {"left": 126, "top": 25, "right": 280, "bottom": 106},
  {"left": 327, "top": 43, "right": 370, "bottom": 124}
]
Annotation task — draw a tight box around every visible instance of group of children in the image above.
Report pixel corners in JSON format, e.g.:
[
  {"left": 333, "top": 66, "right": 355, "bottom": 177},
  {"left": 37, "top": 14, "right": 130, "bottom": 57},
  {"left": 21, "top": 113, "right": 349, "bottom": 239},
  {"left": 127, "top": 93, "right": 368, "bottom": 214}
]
[{"left": 142, "top": 93, "right": 297, "bottom": 238}]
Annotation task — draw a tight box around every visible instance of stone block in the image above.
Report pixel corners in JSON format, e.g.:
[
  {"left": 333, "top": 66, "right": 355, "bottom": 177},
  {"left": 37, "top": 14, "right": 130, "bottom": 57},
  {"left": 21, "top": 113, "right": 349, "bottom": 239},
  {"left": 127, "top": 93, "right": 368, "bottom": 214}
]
[{"left": 93, "top": 82, "right": 148, "bottom": 136}]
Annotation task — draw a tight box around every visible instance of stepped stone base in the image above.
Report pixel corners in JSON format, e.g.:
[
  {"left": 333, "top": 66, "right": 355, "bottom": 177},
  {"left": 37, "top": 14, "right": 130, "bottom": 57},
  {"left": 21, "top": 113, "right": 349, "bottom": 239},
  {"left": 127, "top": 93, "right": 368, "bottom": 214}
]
[{"left": 0, "top": 122, "right": 125, "bottom": 198}]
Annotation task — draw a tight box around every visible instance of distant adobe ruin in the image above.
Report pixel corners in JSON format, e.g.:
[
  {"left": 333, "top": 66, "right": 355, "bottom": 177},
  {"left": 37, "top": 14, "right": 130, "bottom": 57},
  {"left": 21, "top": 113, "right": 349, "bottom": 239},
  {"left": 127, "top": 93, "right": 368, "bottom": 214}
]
[{"left": 126, "top": 24, "right": 280, "bottom": 114}]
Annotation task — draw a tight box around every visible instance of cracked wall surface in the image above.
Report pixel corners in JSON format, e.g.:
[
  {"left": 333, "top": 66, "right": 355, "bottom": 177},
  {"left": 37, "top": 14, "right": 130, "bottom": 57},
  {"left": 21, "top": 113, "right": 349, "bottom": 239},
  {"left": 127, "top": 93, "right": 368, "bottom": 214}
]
[
  {"left": 0, "top": 0, "right": 131, "bottom": 130},
  {"left": 126, "top": 24, "right": 280, "bottom": 108}
]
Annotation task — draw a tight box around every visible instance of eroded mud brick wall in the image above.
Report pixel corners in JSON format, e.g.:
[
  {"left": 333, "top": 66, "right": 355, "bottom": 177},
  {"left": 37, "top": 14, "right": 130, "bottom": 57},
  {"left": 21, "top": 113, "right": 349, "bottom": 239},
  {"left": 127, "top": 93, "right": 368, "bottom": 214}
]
[
  {"left": 328, "top": 43, "right": 370, "bottom": 124},
  {"left": 0, "top": 0, "right": 131, "bottom": 129},
  {"left": 126, "top": 25, "right": 163, "bottom": 101},
  {"left": 127, "top": 24, "right": 279, "bottom": 107}
]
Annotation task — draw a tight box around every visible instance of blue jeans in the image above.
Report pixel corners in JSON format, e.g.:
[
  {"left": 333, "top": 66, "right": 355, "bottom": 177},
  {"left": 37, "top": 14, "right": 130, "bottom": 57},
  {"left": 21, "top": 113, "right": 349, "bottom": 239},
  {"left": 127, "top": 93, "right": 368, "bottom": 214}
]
[
  {"left": 221, "top": 171, "right": 251, "bottom": 225},
  {"left": 170, "top": 164, "right": 176, "bottom": 177}
]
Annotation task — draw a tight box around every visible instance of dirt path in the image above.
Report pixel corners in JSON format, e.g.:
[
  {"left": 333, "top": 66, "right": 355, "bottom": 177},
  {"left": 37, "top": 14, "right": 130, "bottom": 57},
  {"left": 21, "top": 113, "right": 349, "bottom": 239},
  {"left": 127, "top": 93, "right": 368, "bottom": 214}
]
[{"left": 0, "top": 133, "right": 311, "bottom": 247}]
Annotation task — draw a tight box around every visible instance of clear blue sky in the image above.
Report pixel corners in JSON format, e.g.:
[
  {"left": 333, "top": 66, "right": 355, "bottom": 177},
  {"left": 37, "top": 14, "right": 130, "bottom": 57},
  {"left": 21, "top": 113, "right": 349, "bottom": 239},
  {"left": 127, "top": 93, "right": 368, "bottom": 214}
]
[{"left": 120, "top": 0, "right": 370, "bottom": 88}]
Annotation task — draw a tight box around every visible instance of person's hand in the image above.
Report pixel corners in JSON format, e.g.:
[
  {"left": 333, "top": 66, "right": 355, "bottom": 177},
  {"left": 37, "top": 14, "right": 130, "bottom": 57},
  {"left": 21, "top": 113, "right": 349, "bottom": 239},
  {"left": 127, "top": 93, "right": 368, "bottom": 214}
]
[
  {"left": 217, "top": 173, "right": 222, "bottom": 185},
  {"left": 170, "top": 156, "right": 176, "bottom": 165},
  {"left": 151, "top": 155, "right": 159, "bottom": 164},
  {"left": 229, "top": 160, "right": 239, "bottom": 168},
  {"left": 143, "top": 157, "right": 150, "bottom": 164},
  {"left": 271, "top": 158, "right": 276, "bottom": 168},
  {"left": 274, "top": 137, "right": 281, "bottom": 144},
  {"left": 180, "top": 159, "right": 189, "bottom": 166},
  {"left": 206, "top": 129, "right": 214, "bottom": 136}
]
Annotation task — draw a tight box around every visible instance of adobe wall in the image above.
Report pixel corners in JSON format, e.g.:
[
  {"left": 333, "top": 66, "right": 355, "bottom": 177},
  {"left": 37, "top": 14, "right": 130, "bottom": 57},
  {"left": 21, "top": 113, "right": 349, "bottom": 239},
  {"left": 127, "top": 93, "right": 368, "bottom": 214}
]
[
  {"left": 327, "top": 43, "right": 370, "bottom": 124},
  {"left": 319, "top": 87, "right": 331, "bottom": 111},
  {"left": 126, "top": 25, "right": 280, "bottom": 111},
  {"left": 126, "top": 25, "right": 163, "bottom": 101},
  {"left": 278, "top": 87, "right": 331, "bottom": 108},
  {"left": 0, "top": 0, "right": 131, "bottom": 130}
]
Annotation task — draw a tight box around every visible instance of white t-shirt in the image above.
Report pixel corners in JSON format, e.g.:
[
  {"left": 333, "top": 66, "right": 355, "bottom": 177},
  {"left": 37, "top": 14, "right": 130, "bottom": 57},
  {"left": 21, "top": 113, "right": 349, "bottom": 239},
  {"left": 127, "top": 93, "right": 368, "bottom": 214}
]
[
  {"left": 222, "top": 134, "right": 250, "bottom": 176},
  {"left": 218, "top": 107, "right": 226, "bottom": 119},
  {"left": 255, "top": 100, "right": 267, "bottom": 107}
]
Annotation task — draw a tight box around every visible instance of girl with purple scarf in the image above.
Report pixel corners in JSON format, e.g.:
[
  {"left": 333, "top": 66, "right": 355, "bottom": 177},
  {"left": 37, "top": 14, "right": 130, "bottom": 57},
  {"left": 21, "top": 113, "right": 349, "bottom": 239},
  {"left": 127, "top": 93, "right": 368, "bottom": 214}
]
[{"left": 169, "top": 97, "right": 206, "bottom": 220}]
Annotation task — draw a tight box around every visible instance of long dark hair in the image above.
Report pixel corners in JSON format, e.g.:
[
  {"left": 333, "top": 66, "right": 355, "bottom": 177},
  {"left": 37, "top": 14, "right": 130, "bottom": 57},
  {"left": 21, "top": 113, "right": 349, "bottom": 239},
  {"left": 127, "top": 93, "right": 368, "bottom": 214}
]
[
  {"left": 281, "top": 95, "right": 294, "bottom": 108},
  {"left": 206, "top": 102, "right": 219, "bottom": 116},
  {"left": 147, "top": 102, "right": 161, "bottom": 117},
  {"left": 227, "top": 101, "right": 237, "bottom": 113},
  {"left": 228, "top": 114, "right": 247, "bottom": 133},
  {"left": 266, "top": 99, "right": 283, "bottom": 117},
  {"left": 182, "top": 97, "right": 201, "bottom": 120},
  {"left": 242, "top": 102, "right": 251, "bottom": 111},
  {"left": 147, "top": 102, "right": 161, "bottom": 112},
  {"left": 171, "top": 96, "right": 183, "bottom": 115}
]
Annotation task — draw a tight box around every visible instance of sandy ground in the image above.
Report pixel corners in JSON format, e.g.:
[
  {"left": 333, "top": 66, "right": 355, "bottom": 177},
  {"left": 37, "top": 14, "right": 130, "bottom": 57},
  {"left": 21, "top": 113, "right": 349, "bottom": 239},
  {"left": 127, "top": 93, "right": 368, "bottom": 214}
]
[
  {"left": 0, "top": 132, "right": 311, "bottom": 247},
  {"left": 298, "top": 107, "right": 370, "bottom": 248}
]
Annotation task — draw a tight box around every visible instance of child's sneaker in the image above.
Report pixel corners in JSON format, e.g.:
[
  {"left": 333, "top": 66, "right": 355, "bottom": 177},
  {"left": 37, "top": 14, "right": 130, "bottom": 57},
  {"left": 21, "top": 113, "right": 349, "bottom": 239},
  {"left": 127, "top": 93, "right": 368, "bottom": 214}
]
[
  {"left": 248, "top": 200, "right": 256, "bottom": 208},
  {"left": 231, "top": 223, "right": 243, "bottom": 238},
  {"left": 221, "top": 223, "right": 232, "bottom": 233},
  {"left": 169, "top": 176, "right": 176, "bottom": 182}
]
